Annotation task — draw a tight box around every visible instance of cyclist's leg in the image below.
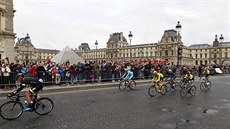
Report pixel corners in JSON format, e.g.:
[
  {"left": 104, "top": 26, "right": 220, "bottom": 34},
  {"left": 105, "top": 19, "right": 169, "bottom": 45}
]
[{"left": 28, "top": 83, "right": 43, "bottom": 102}]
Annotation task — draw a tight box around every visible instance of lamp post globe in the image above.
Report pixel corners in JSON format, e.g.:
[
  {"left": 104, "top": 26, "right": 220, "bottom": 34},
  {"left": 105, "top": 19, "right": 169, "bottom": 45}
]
[{"left": 219, "top": 34, "right": 224, "bottom": 43}]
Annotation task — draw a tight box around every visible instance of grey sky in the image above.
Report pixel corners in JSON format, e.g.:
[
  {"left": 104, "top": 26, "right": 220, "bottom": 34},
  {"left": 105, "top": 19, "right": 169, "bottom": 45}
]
[{"left": 14, "top": 0, "right": 230, "bottom": 50}]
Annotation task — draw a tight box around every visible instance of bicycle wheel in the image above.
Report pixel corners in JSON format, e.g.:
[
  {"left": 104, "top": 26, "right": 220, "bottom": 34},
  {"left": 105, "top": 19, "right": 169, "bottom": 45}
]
[
  {"left": 0, "top": 101, "right": 23, "bottom": 120},
  {"left": 165, "top": 82, "right": 171, "bottom": 92},
  {"left": 179, "top": 80, "right": 184, "bottom": 88},
  {"left": 148, "top": 85, "right": 157, "bottom": 97},
  {"left": 160, "top": 85, "right": 167, "bottom": 95},
  {"left": 34, "top": 98, "right": 54, "bottom": 115},
  {"left": 180, "top": 87, "right": 187, "bottom": 98},
  {"left": 129, "top": 81, "right": 136, "bottom": 90},
  {"left": 200, "top": 82, "right": 205, "bottom": 91},
  {"left": 173, "top": 82, "right": 179, "bottom": 91},
  {"left": 119, "top": 80, "right": 126, "bottom": 91},
  {"left": 189, "top": 86, "right": 196, "bottom": 96},
  {"left": 206, "top": 81, "right": 212, "bottom": 89}
]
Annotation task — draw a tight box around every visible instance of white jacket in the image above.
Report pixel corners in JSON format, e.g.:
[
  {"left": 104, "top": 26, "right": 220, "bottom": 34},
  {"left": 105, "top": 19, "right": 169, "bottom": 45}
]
[{"left": 1, "top": 67, "right": 11, "bottom": 76}]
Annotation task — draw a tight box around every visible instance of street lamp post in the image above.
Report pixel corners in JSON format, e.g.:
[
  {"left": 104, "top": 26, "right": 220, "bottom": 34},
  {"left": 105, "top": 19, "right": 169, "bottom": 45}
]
[
  {"left": 25, "top": 33, "right": 30, "bottom": 65},
  {"left": 128, "top": 31, "right": 133, "bottom": 60},
  {"left": 219, "top": 34, "right": 224, "bottom": 64},
  {"left": 95, "top": 40, "right": 98, "bottom": 61},
  {"left": 175, "top": 21, "right": 182, "bottom": 66}
]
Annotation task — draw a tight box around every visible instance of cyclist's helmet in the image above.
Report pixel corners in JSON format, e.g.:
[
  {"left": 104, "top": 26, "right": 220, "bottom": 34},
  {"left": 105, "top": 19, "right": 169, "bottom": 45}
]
[
  {"left": 153, "top": 71, "right": 158, "bottom": 75},
  {"left": 124, "top": 66, "right": 131, "bottom": 71},
  {"left": 187, "top": 71, "right": 191, "bottom": 74},
  {"left": 204, "top": 67, "right": 209, "bottom": 70},
  {"left": 168, "top": 69, "right": 173, "bottom": 73},
  {"left": 16, "top": 73, "right": 25, "bottom": 79}
]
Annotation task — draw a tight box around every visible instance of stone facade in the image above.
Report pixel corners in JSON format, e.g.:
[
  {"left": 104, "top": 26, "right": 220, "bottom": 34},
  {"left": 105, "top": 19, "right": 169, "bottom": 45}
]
[
  {"left": 14, "top": 34, "right": 59, "bottom": 63},
  {"left": 0, "top": 0, "right": 15, "bottom": 62},
  {"left": 75, "top": 31, "right": 230, "bottom": 65}
]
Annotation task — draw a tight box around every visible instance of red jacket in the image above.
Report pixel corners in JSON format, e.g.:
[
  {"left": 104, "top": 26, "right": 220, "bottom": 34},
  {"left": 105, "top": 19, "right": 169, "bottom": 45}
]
[{"left": 29, "top": 67, "right": 37, "bottom": 77}]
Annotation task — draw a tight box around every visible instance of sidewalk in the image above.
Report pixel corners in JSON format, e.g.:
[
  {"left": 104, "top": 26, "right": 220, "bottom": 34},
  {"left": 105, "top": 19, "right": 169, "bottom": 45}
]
[{"left": 0, "top": 80, "right": 150, "bottom": 98}]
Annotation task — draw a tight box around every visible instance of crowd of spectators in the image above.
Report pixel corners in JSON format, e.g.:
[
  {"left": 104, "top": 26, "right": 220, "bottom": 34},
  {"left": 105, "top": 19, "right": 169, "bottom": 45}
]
[{"left": 1, "top": 58, "right": 230, "bottom": 89}]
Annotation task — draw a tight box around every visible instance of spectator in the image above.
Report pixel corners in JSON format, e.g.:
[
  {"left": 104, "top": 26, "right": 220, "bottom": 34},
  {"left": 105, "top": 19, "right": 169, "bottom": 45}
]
[{"left": 29, "top": 64, "right": 37, "bottom": 77}]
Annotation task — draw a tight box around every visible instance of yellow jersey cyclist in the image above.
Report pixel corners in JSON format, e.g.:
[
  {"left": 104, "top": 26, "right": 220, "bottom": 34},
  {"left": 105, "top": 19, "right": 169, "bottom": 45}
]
[
  {"left": 182, "top": 71, "right": 194, "bottom": 89},
  {"left": 201, "top": 67, "right": 210, "bottom": 81},
  {"left": 151, "top": 71, "right": 164, "bottom": 92},
  {"left": 7, "top": 74, "right": 43, "bottom": 111}
]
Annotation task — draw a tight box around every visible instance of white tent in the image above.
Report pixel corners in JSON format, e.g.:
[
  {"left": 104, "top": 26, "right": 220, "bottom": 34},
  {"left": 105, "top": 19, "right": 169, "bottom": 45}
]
[{"left": 51, "top": 46, "right": 85, "bottom": 64}]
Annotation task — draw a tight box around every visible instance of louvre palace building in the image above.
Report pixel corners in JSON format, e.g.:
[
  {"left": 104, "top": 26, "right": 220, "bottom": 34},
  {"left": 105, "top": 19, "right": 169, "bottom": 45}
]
[
  {"left": 1, "top": 0, "right": 229, "bottom": 65},
  {"left": 76, "top": 31, "right": 230, "bottom": 65}
]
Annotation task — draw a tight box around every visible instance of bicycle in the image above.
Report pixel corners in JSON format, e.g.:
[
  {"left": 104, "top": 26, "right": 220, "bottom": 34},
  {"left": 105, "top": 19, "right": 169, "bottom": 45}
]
[
  {"left": 200, "top": 77, "right": 212, "bottom": 91},
  {"left": 148, "top": 81, "right": 167, "bottom": 97},
  {"left": 0, "top": 92, "right": 54, "bottom": 120},
  {"left": 165, "top": 77, "right": 179, "bottom": 92},
  {"left": 119, "top": 78, "right": 136, "bottom": 91},
  {"left": 180, "top": 80, "right": 196, "bottom": 98}
]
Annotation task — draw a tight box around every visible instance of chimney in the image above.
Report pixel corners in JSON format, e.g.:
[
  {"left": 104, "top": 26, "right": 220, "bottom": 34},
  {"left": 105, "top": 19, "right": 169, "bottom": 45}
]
[{"left": 120, "top": 32, "right": 123, "bottom": 42}]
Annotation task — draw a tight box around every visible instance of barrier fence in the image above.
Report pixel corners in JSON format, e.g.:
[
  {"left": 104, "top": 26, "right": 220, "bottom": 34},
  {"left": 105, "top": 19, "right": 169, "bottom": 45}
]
[{"left": 0, "top": 68, "right": 229, "bottom": 89}]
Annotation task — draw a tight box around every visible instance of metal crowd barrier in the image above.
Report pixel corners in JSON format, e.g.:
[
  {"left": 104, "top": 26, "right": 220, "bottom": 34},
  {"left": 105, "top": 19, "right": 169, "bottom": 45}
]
[{"left": 2, "top": 68, "right": 227, "bottom": 89}]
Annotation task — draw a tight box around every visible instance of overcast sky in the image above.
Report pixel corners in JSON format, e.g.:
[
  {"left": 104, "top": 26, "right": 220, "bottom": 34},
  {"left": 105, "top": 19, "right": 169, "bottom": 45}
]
[{"left": 14, "top": 0, "right": 230, "bottom": 50}]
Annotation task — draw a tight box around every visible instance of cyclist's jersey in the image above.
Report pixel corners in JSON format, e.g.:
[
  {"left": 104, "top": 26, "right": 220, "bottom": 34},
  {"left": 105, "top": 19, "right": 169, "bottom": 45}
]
[
  {"left": 14, "top": 77, "right": 43, "bottom": 94},
  {"left": 152, "top": 73, "right": 164, "bottom": 82},
  {"left": 203, "top": 69, "right": 210, "bottom": 75},
  {"left": 167, "top": 72, "right": 176, "bottom": 79},
  {"left": 121, "top": 71, "right": 133, "bottom": 79},
  {"left": 183, "top": 73, "right": 194, "bottom": 80}
]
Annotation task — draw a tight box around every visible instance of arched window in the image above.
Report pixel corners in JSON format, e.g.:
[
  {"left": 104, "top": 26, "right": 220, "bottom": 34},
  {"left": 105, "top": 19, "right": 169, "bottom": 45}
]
[
  {"left": 200, "top": 60, "right": 203, "bottom": 65},
  {"left": 165, "top": 50, "right": 168, "bottom": 56},
  {"left": 214, "top": 53, "right": 217, "bottom": 58},
  {"left": 205, "top": 60, "right": 208, "bottom": 65},
  {"left": 195, "top": 60, "right": 198, "bottom": 65}
]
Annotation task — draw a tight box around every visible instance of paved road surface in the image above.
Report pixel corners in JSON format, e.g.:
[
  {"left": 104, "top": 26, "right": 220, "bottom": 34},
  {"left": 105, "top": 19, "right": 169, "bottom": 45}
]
[{"left": 0, "top": 76, "right": 230, "bottom": 129}]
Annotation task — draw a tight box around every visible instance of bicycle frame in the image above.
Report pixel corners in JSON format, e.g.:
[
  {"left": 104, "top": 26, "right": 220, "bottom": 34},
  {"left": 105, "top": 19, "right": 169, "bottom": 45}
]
[{"left": 8, "top": 93, "right": 39, "bottom": 111}]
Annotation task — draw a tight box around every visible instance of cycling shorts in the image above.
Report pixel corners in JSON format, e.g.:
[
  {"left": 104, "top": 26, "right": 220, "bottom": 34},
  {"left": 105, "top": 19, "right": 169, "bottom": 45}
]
[{"left": 29, "top": 83, "right": 43, "bottom": 94}]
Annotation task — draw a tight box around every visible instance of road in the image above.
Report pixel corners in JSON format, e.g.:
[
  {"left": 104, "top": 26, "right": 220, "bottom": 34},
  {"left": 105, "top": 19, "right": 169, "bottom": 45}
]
[{"left": 0, "top": 76, "right": 230, "bottom": 129}]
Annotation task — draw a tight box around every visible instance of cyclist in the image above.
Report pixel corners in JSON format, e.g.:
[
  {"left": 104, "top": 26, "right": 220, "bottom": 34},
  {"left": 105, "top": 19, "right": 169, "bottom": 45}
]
[
  {"left": 201, "top": 67, "right": 210, "bottom": 81},
  {"left": 167, "top": 69, "right": 177, "bottom": 88},
  {"left": 7, "top": 74, "right": 43, "bottom": 111},
  {"left": 121, "top": 66, "right": 133, "bottom": 86},
  {"left": 182, "top": 71, "right": 194, "bottom": 89},
  {"left": 151, "top": 71, "right": 164, "bottom": 92}
]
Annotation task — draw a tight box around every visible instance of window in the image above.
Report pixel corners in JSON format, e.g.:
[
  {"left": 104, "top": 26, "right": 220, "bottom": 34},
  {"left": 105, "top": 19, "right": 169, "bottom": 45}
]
[
  {"left": 214, "top": 53, "right": 217, "bottom": 58},
  {"left": 200, "top": 60, "right": 203, "bottom": 65},
  {"left": 225, "top": 53, "right": 228, "bottom": 58},
  {"left": 195, "top": 54, "right": 198, "bottom": 58},
  {"left": 195, "top": 60, "right": 198, "bottom": 65},
  {"left": 205, "top": 53, "right": 207, "bottom": 58},
  {"left": 165, "top": 50, "right": 168, "bottom": 56},
  {"left": 200, "top": 54, "right": 202, "bottom": 58},
  {"left": 205, "top": 60, "right": 208, "bottom": 65}
]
